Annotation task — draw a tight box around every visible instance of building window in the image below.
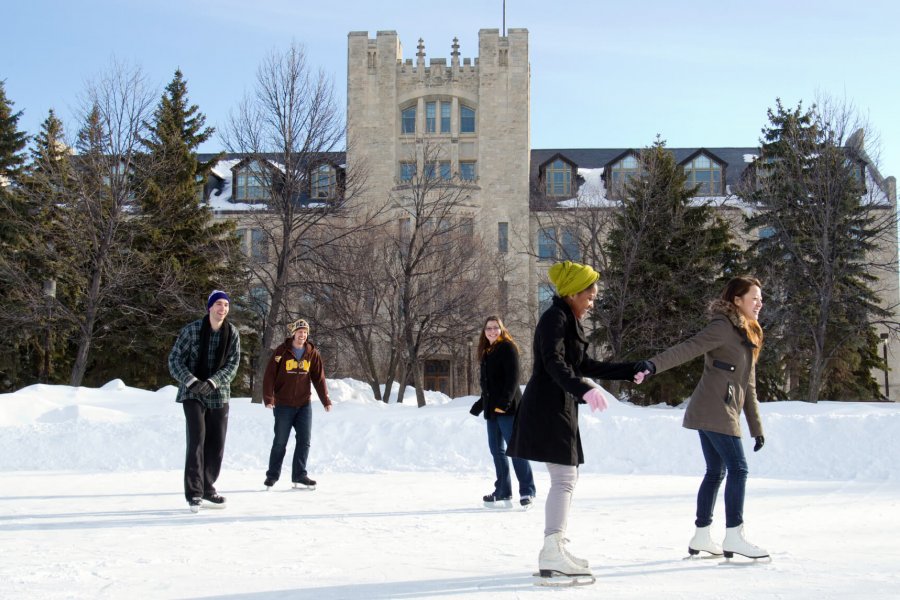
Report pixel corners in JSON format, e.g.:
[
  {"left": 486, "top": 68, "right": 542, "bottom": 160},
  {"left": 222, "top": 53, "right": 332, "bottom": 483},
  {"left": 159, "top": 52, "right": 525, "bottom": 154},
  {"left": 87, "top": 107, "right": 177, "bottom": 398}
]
[
  {"left": 538, "top": 227, "right": 580, "bottom": 262},
  {"left": 235, "top": 228, "right": 248, "bottom": 255},
  {"left": 251, "top": 228, "right": 268, "bottom": 262},
  {"left": 399, "top": 217, "right": 411, "bottom": 243},
  {"left": 249, "top": 285, "right": 270, "bottom": 318},
  {"left": 426, "top": 101, "right": 436, "bottom": 133},
  {"left": 439, "top": 161, "right": 451, "bottom": 180},
  {"left": 460, "top": 105, "right": 476, "bottom": 133},
  {"left": 441, "top": 102, "right": 451, "bottom": 133},
  {"left": 460, "top": 217, "right": 474, "bottom": 237},
  {"left": 459, "top": 161, "right": 476, "bottom": 181},
  {"left": 235, "top": 164, "right": 268, "bottom": 201},
  {"left": 609, "top": 154, "right": 640, "bottom": 199},
  {"left": 538, "top": 282, "right": 555, "bottom": 314},
  {"left": 400, "top": 162, "right": 416, "bottom": 182},
  {"left": 499, "top": 280, "right": 509, "bottom": 313},
  {"left": 538, "top": 228, "right": 557, "bottom": 261},
  {"left": 311, "top": 164, "right": 336, "bottom": 199},
  {"left": 423, "top": 359, "right": 451, "bottom": 394},
  {"left": 498, "top": 222, "right": 508, "bottom": 253},
  {"left": 401, "top": 106, "right": 416, "bottom": 134},
  {"left": 545, "top": 159, "right": 572, "bottom": 197},
  {"left": 424, "top": 162, "right": 437, "bottom": 180},
  {"left": 684, "top": 154, "right": 722, "bottom": 195}
]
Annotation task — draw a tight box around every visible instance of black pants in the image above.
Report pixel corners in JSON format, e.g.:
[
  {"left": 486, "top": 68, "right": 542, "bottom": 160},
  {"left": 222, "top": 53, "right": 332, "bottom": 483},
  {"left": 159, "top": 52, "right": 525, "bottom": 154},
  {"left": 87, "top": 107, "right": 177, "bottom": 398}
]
[{"left": 182, "top": 399, "right": 229, "bottom": 501}]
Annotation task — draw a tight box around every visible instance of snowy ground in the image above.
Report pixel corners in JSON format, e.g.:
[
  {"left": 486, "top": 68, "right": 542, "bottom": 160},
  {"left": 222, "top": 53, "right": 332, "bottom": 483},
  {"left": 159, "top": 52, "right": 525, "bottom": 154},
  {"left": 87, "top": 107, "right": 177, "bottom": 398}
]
[{"left": 2, "top": 379, "right": 899, "bottom": 599}]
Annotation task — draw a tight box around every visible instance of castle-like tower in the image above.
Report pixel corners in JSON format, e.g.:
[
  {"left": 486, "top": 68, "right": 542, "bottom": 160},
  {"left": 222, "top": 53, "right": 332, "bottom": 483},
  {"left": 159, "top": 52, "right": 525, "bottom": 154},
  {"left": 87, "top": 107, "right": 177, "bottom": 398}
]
[{"left": 347, "top": 29, "right": 535, "bottom": 390}]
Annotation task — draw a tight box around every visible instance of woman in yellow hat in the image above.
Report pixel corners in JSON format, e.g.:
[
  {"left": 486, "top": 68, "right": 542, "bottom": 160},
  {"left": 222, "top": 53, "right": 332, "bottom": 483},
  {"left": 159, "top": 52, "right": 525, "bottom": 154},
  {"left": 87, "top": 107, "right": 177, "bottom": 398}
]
[{"left": 508, "top": 261, "right": 648, "bottom": 582}]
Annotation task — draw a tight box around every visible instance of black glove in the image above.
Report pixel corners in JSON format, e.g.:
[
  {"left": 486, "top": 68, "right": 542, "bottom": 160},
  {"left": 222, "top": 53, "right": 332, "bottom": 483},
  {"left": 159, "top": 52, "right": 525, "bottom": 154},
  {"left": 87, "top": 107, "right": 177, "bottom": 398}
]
[
  {"left": 635, "top": 360, "right": 656, "bottom": 375},
  {"left": 753, "top": 436, "right": 765, "bottom": 452},
  {"left": 189, "top": 380, "right": 216, "bottom": 396},
  {"left": 469, "top": 398, "right": 484, "bottom": 416}
]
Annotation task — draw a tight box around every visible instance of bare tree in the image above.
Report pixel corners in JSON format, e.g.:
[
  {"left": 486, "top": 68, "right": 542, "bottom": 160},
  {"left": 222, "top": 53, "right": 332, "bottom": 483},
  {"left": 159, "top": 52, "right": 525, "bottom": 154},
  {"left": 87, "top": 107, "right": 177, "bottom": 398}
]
[{"left": 222, "top": 43, "right": 369, "bottom": 402}]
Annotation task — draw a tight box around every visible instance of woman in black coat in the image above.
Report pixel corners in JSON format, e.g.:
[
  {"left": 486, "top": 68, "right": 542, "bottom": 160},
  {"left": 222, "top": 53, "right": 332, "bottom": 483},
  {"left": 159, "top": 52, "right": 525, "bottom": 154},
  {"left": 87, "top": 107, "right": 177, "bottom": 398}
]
[
  {"left": 508, "top": 261, "right": 647, "bottom": 579},
  {"left": 469, "top": 316, "right": 535, "bottom": 509}
]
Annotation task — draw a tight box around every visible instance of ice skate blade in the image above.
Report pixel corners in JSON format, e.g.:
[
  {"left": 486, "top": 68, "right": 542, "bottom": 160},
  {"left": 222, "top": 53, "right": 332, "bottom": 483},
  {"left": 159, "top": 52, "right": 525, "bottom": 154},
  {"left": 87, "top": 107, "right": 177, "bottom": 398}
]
[
  {"left": 533, "top": 571, "right": 595, "bottom": 587},
  {"left": 292, "top": 483, "right": 316, "bottom": 491},
  {"left": 722, "top": 551, "right": 772, "bottom": 563},
  {"left": 482, "top": 500, "right": 512, "bottom": 509},
  {"left": 685, "top": 547, "right": 723, "bottom": 560}
]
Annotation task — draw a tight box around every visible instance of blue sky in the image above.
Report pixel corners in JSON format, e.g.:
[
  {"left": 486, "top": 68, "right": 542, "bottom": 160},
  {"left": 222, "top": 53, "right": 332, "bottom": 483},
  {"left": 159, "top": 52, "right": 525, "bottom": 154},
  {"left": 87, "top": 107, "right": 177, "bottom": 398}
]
[{"left": 5, "top": 0, "right": 899, "bottom": 181}]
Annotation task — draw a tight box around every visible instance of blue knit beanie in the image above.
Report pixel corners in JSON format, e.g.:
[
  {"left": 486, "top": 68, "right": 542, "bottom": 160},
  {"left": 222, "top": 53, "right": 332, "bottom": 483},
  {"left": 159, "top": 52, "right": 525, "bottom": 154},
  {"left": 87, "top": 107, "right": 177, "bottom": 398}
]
[{"left": 207, "top": 290, "right": 230, "bottom": 311}]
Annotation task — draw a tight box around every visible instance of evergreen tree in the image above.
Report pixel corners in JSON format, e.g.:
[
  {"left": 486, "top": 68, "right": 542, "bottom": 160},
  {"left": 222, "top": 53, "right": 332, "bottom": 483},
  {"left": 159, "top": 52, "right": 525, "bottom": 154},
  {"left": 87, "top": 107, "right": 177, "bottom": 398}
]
[
  {"left": 598, "top": 138, "right": 738, "bottom": 405},
  {"left": 95, "top": 69, "right": 243, "bottom": 388},
  {"left": 743, "top": 100, "right": 890, "bottom": 401},
  {"left": 0, "top": 81, "right": 30, "bottom": 389},
  {"left": 18, "top": 110, "right": 78, "bottom": 383}
]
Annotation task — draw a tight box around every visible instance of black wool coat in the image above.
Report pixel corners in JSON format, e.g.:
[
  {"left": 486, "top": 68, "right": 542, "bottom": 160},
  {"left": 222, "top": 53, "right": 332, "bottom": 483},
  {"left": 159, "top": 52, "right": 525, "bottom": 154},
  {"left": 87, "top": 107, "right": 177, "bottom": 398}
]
[
  {"left": 473, "top": 340, "right": 522, "bottom": 419},
  {"left": 508, "top": 296, "right": 638, "bottom": 466}
]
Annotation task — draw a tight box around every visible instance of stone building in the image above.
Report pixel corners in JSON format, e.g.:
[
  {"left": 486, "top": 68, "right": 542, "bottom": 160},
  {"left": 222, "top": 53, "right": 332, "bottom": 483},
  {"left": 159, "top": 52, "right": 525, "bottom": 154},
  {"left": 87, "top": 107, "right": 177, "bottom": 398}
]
[{"left": 205, "top": 27, "right": 899, "bottom": 399}]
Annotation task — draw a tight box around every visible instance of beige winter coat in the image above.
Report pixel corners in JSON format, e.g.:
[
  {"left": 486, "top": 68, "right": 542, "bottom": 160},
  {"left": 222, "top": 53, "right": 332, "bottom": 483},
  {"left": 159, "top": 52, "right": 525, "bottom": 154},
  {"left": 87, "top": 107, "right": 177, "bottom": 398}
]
[{"left": 649, "top": 299, "right": 764, "bottom": 438}]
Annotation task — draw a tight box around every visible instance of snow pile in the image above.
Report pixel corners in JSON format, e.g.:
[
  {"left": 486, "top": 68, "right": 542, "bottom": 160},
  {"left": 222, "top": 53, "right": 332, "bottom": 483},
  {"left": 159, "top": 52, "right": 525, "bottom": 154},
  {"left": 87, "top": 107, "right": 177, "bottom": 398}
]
[{"left": 1, "top": 379, "right": 897, "bottom": 481}]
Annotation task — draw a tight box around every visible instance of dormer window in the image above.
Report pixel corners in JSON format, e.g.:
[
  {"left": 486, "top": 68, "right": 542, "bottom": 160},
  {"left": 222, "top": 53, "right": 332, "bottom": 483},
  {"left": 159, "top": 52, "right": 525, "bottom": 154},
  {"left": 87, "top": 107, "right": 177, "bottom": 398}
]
[
  {"left": 234, "top": 163, "right": 268, "bottom": 201},
  {"left": 545, "top": 159, "right": 573, "bottom": 197},
  {"left": 683, "top": 154, "right": 723, "bottom": 195},
  {"left": 608, "top": 154, "right": 640, "bottom": 199},
  {"left": 311, "top": 164, "right": 336, "bottom": 199}
]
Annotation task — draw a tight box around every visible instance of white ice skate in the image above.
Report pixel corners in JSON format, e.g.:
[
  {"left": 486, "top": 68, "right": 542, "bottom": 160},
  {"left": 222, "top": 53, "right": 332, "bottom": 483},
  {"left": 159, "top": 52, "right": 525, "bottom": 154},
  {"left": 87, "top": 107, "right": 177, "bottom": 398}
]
[
  {"left": 533, "top": 533, "right": 595, "bottom": 587},
  {"left": 686, "top": 525, "right": 723, "bottom": 558},
  {"left": 723, "top": 525, "right": 769, "bottom": 560}
]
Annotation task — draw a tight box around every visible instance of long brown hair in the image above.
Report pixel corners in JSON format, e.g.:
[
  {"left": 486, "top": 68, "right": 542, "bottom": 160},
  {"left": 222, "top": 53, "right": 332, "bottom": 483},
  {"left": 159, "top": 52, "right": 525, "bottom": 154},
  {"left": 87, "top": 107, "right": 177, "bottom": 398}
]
[
  {"left": 720, "top": 276, "right": 764, "bottom": 362},
  {"left": 477, "top": 315, "right": 518, "bottom": 359}
]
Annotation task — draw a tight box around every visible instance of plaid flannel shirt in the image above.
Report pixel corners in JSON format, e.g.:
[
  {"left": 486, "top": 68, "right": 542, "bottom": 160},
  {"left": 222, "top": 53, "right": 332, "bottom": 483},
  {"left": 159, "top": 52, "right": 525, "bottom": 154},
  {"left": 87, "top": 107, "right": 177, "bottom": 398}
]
[{"left": 168, "top": 318, "right": 241, "bottom": 408}]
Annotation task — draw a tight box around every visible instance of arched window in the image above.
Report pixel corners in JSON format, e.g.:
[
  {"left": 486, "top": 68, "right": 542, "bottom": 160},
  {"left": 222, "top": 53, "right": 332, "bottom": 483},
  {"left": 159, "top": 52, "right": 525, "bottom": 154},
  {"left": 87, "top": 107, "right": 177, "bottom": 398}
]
[
  {"left": 684, "top": 154, "right": 723, "bottom": 195},
  {"left": 545, "top": 159, "right": 572, "bottom": 197}
]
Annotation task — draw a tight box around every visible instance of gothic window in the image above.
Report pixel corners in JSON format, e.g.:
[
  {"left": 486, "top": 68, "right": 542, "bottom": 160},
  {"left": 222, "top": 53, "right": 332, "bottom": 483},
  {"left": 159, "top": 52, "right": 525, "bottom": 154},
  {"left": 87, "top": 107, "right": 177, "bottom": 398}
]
[
  {"left": 498, "top": 222, "right": 508, "bottom": 253},
  {"left": 460, "top": 105, "right": 476, "bottom": 133},
  {"left": 401, "top": 106, "right": 416, "bottom": 134},
  {"left": 426, "top": 102, "right": 436, "bottom": 133},
  {"left": 441, "top": 102, "right": 451, "bottom": 133}
]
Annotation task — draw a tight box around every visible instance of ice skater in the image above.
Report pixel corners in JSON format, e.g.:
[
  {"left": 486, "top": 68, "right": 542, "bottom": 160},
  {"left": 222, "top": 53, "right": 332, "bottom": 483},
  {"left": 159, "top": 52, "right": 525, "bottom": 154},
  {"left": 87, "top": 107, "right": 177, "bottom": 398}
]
[
  {"left": 507, "top": 261, "right": 647, "bottom": 584},
  {"left": 469, "top": 315, "right": 535, "bottom": 509},
  {"left": 639, "top": 276, "right": 769, "bottom": 560},
  {"left": 168, "top": 290, "right": 242, "bottom": 513},
  {"left": 263, "top": 318, "right": 332, "bottom": 490}
]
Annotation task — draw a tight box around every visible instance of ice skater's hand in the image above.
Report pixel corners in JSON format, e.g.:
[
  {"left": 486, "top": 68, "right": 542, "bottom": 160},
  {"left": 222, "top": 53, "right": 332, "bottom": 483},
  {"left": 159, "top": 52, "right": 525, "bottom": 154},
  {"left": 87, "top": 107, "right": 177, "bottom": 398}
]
[
  {"left": 583, "top": 388, "right": 608, "bottom": 412},
  {"left": 753, "top": 436, "right": 765, "bottom": 452},
  {"left": 633, "top": 370, "right": 651, "bottom": 384}
]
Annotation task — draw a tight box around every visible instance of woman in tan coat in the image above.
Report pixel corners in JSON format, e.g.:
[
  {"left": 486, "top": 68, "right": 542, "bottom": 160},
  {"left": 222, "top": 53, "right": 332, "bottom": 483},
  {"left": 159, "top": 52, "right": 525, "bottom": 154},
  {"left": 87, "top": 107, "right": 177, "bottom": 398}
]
[{"left": 642, "top": 276, "right": 768, "bottom": 560}]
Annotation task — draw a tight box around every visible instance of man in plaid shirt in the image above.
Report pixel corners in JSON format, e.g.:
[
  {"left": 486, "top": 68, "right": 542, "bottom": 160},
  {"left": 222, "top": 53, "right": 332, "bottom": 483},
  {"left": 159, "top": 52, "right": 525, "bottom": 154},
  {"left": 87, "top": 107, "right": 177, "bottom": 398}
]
[{"left": 168, "top": 290, "right": 241, "bottom": 513}]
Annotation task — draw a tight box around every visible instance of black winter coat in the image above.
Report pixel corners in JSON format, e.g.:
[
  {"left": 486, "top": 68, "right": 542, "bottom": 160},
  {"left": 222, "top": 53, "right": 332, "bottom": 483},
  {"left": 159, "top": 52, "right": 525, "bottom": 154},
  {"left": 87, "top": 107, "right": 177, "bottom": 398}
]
[
  {"left": 471, "top": 340, "right": 522, "bottom": 419},
  {"left": 508, "top": 296, "right": 639, "bottom": 466}
]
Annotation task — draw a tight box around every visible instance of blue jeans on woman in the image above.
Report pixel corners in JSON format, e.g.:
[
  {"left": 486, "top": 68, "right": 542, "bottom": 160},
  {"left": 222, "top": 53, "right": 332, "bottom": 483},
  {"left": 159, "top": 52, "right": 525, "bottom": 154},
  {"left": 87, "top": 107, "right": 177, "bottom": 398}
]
[
  {"left": 487, "top": 414, "right": 536, "bottom": 499},
  {"left": 696, "top": 429, "right": 748, "bottom": 528},
  {"left": 266, "top": 404, "right": 312, "bottom": 483}
]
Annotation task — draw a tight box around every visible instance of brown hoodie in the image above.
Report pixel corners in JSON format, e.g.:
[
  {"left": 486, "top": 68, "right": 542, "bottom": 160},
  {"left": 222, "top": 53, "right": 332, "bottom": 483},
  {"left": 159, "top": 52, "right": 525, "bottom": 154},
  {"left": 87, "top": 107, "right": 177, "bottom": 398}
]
[
  {"left": 262, "top": 338, "right": 331, "bottom": 408},
  {"left": 649, "top": 299, "right": 763, "bottom": 438}
]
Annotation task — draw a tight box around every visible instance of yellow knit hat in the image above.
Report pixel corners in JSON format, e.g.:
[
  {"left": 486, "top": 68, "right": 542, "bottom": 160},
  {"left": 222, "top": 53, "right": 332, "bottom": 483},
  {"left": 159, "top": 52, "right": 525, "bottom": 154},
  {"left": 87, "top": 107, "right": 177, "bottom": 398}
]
[{"left": 548, "top": 261, "right": 600, "bottom": 297}]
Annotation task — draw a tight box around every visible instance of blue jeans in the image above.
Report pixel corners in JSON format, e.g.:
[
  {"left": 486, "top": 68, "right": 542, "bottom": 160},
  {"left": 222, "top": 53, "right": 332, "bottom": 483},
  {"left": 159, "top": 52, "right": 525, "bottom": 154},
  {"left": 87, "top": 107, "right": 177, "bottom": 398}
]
[
  {"left": 696, "top": 429, "right": 748, "bottom": 528},
  {"left": 487, "top": 414, "right": 536, "bottom": 498},
  {"left": 266, "top": 404, "right": 312, "bottom": 483}
]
